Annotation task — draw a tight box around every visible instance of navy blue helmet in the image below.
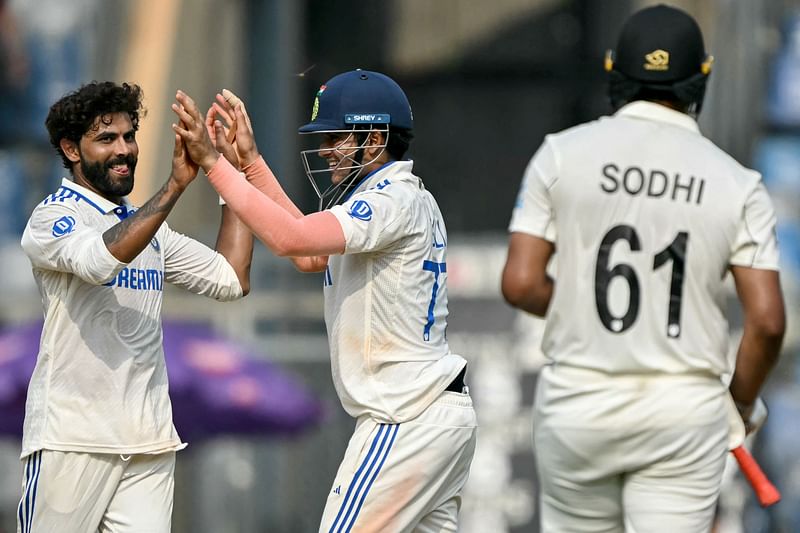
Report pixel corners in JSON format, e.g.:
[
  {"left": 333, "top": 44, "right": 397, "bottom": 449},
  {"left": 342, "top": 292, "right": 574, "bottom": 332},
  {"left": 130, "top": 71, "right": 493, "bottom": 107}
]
[
  {"left": 299, "top": 70, "right": 413, "bottom": 210},
  {"left": 299, "top": 69, "right": 413, "bottom": 133}
]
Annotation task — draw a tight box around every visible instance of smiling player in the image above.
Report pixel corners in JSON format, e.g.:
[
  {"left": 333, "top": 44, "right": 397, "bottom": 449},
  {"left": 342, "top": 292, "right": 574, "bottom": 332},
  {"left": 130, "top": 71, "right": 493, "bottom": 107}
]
[
  {"left": 174, "top": 70, "right": 477, "bottom": 532},
  {"left": 17, "top": 81, "right": 252, "bottom": 532}
]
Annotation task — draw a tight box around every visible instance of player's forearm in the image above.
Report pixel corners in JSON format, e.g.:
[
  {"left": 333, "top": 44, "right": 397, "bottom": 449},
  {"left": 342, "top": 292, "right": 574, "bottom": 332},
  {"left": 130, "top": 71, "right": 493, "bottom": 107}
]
[
  {"left": 243, "top": 156, "right": 305, "bottom": 219},
  {"left": 728, "top": 266, "right": 786, "bottom": 409},
  {"left": 207, "top": 156, "right": 345, "bottom": 257},
  {"left": 729, "top": 319, "right": 785, "bottom": 409},
  {"left": 242, "top": 156, "right": 330, "bottom": 269},
  {"left": 103, "top": 175, "right": 186, "bottom": 262},
  {"left": 214, "top": 206, "right": 253, "bottom": 295}
]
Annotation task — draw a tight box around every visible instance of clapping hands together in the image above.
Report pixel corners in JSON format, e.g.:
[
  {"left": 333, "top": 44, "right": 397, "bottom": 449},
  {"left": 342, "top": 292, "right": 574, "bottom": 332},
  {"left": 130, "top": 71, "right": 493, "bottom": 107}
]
[{"left": 170, "top": 88, "right": 259, "bottom": 178}]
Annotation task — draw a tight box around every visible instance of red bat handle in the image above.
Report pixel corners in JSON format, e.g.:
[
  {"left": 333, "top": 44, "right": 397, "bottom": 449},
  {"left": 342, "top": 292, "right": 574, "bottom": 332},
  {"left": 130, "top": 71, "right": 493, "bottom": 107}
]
[{"left": 732, "top": 446, "right": 781, "bottom": 507}]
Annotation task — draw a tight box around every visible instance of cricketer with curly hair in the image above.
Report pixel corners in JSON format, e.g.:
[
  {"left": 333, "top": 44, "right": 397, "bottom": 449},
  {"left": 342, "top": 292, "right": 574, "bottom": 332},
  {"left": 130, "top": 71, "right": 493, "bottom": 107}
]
[{"left": 17, "top": 81, "right": 253, "bottom": 532}]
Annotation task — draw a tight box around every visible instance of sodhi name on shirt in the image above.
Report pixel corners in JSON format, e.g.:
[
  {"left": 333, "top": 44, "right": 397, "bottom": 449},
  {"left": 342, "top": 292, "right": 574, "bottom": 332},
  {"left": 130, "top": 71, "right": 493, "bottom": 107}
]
[{"left": 600, "top": 163, "right": 706, "bottom": 205}]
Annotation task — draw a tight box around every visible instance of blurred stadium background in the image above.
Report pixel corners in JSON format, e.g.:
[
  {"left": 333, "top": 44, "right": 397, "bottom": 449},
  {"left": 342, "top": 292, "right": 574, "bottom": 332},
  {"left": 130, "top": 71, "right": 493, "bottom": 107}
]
[{"left": 0, "top": 0, "right": 798, "bottom": 531}]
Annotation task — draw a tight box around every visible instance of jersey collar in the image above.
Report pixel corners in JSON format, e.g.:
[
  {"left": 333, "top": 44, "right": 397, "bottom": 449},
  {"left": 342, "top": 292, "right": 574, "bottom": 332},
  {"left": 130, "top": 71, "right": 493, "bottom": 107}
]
[
  {"left": 615, "top": 101, "right": 700, "bottom": 133},
  {"left": 341, "top": 159, "right": 415, "bottom": 203},
  {"left": 60, "top": 177, "right": 134, "bottom": 216}
]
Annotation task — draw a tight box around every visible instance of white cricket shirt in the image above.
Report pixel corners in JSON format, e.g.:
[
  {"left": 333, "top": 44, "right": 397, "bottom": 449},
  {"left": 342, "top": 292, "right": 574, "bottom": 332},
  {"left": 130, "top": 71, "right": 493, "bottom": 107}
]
[
  {"left": 510, "top": 101, "right": 779, "bottom": 377},
  {"left": 19, "top": 178, "right": 242, "bottom": 457},
  {"left": 326, "top": 160, "right": 467, "bottom": 423}
]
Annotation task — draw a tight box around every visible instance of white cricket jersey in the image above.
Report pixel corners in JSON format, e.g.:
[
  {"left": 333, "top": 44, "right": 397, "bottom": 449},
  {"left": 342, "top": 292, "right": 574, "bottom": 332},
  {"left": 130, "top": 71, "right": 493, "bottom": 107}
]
[
  {"left": 19, "top": 178, "right": 242, "bottom": 458},
  {"left": 509, "top": 101, "right": 779, "bottom": 377},
  {"left": 326, "top": 160, "right": 467, "bottom": 423}
]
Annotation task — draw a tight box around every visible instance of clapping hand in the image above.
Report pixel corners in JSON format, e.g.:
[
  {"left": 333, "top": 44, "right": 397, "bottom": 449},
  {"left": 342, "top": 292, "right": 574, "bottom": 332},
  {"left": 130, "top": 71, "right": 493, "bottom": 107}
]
[
  {"left": 170, "top": 124, "right": 199, "bottom": 188},
  {"left": 206, "top": 89, "right": 260, "bottom": 169},
  {"left": 172, "top": 90, "right": 219, "bottom": 172}
]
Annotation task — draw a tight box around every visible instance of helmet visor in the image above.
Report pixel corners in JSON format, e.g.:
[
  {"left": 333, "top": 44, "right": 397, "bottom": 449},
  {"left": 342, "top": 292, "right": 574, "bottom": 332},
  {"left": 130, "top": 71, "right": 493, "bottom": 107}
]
[{"left": 299, "top": 127, "right": 389, "bottom": 211}]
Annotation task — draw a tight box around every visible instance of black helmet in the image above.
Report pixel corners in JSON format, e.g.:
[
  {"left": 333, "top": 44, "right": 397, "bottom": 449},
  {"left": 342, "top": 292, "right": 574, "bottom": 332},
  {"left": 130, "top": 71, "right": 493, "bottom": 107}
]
[{"left": 605, "top": 4, "right": 714, "bottom": 112}]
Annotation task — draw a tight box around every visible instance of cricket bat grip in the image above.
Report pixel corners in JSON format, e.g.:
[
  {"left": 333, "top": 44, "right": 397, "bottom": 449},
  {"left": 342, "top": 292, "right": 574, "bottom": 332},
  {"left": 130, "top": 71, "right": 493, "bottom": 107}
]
[{"left": 732, "top": 445, "right": 781, "bottom": 507}]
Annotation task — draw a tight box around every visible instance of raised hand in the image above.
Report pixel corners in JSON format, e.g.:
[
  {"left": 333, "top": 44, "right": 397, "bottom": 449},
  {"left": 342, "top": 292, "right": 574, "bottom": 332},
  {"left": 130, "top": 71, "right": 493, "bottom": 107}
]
[
  {"left": 172, "top": 90, "right": 219, "bottom": 172},
  {"left": 170, "top": 129, "right": 199, "bottom": 188},
  {"left": 211, "top": 89, "right": 259, "bottom": 168},
  {"left": 205, "top": 103, "right": 240, "bottom": 169}
]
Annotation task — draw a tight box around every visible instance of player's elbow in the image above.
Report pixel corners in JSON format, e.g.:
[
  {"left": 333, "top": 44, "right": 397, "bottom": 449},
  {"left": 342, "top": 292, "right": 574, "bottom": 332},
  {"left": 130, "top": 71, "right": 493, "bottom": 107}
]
[
  {"left": 501, "top": 275, "right": 549, "bottom": 317},
  {"left": 266, "top": 235, "right": 297, "bottom": 258},
  {"left": 750, "top": 309, "right": 786, "bottom": 348},
  {"left": 744, "top": 308, "right": 786, "bottom": 371},
  {"left": 239, "top": 282, "right": 251, "bottom": 297},
  {"left": 273, "top": 244, "right": 295, "bottom": 258},
  {"left": 292, "top": 258, "right": 327, "bottom": 273},
  {"left": 501, "top": 278, "right": 524, "bottom": 308}
]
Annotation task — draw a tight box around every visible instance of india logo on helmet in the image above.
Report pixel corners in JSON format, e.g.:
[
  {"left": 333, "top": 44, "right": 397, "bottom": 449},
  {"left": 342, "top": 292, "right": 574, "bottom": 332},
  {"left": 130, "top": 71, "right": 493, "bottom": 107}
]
[{"left": 311, "top": 84, "right": 326, "bottom": 121}]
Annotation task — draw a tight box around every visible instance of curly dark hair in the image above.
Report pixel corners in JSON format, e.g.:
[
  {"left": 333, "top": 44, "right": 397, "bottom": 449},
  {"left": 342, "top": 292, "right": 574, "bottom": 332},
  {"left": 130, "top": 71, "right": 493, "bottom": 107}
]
[{"left": 45, "top": 81, "right": 145, "bottom": 169}]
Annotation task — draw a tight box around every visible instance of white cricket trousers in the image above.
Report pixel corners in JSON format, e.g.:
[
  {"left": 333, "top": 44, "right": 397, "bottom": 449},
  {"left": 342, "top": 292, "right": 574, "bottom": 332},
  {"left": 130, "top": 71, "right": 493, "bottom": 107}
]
[
  {"left": 533, "top": 365, "right": 729, "bottom": 533},
  {"left": 319, "top": 391, "right": 478, "bottom": 533},
  {"left": 17, "top": 450, "right": 175, "bottom": 533}
]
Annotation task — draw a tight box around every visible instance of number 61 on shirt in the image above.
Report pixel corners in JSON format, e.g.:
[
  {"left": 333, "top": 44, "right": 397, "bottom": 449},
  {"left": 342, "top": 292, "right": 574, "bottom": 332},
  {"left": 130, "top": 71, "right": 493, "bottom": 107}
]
[{"left": 595, "top": 224, "right": 688, "bottom": 338}]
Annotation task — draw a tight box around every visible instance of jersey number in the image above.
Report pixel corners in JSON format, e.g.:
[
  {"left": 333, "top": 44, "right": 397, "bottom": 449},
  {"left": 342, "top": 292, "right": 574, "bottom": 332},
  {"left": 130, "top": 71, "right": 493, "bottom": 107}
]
[
  {"left": 594, "top": 224, "right": 688, "bottom": 338},
  {"left": 422, "top": 260, "right": 446, "bottom": 341}
]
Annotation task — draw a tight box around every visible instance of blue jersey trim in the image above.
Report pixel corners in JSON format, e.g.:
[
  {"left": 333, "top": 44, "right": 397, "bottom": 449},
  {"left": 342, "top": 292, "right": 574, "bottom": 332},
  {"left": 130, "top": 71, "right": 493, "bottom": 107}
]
[
  {"left": 340, "top": 160, "right": 398, "bottom": 204},
  {"left": 45, "top": 185, "right": 108, "bottom": 215}
]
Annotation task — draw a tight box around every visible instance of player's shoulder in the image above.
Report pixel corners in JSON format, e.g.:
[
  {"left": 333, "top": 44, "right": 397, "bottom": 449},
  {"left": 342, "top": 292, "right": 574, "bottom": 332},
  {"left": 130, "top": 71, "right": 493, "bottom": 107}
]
[
  {"left": 337, "top": 170, "right": 423, "bottom": 226},
  {"left": 355, "top": 163, "right": 420, "bottom": 201},
  {"left": 33, "top": 183, "right": 108, "bottom": 216},
  {"left": 27, "top": 183, "right": 117, "bottom": 237},
  {"left": 545, "top": 115, "right": 609, "bottom": 143},
  {"left": 688, "top": 135, "right": 764, "bottom": 194},
  {"left": 28, "top": 185, "right": 82, "bottom": 222}
]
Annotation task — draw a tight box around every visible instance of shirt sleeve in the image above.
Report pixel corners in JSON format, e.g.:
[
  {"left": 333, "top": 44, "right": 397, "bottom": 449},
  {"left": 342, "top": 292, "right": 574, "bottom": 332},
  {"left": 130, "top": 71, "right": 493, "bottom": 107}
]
[
  {"left": 508, "top": 136, "right": 558, "bottom": 242},
  {"left": 20, "top": 202, "right": 126, "bottom": 284},
  {"left": 329, "top": 186, "right": 409, "bottom": 254},
  {"left": 729, "top": 178, "right": 780, "bottom": 270},
  {"left": 160, "top": 223, "right": 243, "bottom": 301}
]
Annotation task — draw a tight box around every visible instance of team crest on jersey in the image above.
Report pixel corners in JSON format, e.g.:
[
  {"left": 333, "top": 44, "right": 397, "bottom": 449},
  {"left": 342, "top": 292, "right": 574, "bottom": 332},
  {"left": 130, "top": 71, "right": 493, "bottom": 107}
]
[
  {"left": 348, "top": 200, "right": 373, "bottom": 221},
  {"left": 51, "top": 215, "right": 76, "bottom": 237},
  {"left": 311, "top": 85, "right": 326, "bottom": 121}
]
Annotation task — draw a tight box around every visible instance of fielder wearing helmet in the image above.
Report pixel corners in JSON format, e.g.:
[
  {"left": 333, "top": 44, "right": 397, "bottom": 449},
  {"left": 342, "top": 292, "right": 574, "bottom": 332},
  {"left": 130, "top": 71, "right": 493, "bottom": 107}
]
[
  {"left": 605, "top": 4, "right": 714, "bottom": 114},
  {"left": 173, "top": 70, "right": 477, "bottom": 532},
  {"left": 298, "top": 69, "right": 414, "bottom": 210}
]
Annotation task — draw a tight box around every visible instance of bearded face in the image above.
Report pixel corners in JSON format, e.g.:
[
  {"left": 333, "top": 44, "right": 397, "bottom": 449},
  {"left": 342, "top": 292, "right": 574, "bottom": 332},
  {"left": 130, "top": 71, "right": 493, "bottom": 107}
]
[
  {"left": 68, "top": 112, "right": 139, "bottom": 201},
  {"left": 79, "top": 152, "right": 137, "bottom": 198}
]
